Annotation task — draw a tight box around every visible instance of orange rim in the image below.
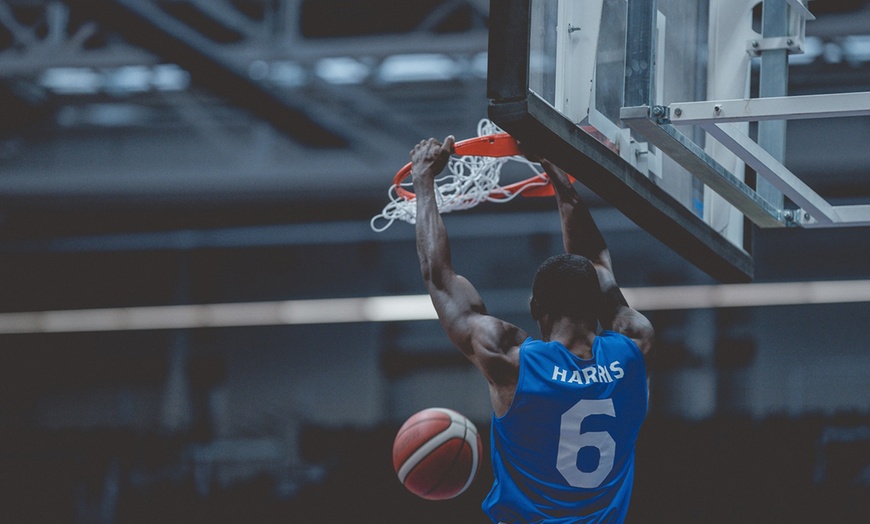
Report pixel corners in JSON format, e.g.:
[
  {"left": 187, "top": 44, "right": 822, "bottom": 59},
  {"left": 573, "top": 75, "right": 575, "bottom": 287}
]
[{"left": 392, "top": 134, "right": 558, "bottom": 200}]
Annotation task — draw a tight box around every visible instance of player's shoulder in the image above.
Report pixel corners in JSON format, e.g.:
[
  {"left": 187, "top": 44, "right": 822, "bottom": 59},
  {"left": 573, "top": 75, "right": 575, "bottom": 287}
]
[
  {"left": 598, "top": 329, "right": 631, "bottom": 341},
  {"left": 470, "top": 315, "right": 528, "bottom": 364},
  {"left": 597, "top": 330, "right": 645, "bottom": 358}
]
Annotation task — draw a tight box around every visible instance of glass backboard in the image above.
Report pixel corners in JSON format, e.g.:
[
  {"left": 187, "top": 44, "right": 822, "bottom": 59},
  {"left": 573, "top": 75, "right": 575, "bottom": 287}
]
[
  {"left": 488, "top": 0, "right": 870, "bottom": 283},
  {"left": 488, "top": 0, "right": 758, "bottom": 282}
]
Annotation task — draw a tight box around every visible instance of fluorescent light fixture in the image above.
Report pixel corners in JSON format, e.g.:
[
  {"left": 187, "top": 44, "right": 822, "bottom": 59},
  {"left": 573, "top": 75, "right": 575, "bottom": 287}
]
[
  {"left": 270, "top": 61, "right": 307, "bottom": 87},
  {"left": 470, "top": 52, "right": 488, "bottom": 78},
  {"left": 81, "top": 104, "right": 146, "bottom": 127},
  {"left": 41, "top": 65, "right": 190, "bottom": 95},
  {"left": 843, "top": 35, "right": 870, "bottom": 63},
  {"left": 622, "top": 280, "right": 870, "bottom": 311},
  {"left": 104, "top": 65, "right": 152, "bottom": 94},
  {"left": 377, "top": 54, "right": 457, "bottom": 83},
  {"left": 248, "top": 60, "right": 270, "bottom": 81},
  {"left": 40, "top": 67, "right": 101, "bottom": 94},
  {"left": 0, "top": 280, "right": 868, "bottom": 334},
  {"left": 788, "top": 35, "right": 870, "bottom": 67},
  {"left": 152, "top": 64, "right": 190, "bottom": 91},
  {"left": 788, "top": 36, "right": 822, "bottom": 66},
  {"left": 315, "top": 57, "right": 370, "bottom": 85}
]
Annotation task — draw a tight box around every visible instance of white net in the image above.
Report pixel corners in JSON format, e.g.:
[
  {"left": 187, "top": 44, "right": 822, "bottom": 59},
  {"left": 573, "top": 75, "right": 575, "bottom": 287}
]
[{"left": 370, "top": 119, "right": 549, "bottom": 232}]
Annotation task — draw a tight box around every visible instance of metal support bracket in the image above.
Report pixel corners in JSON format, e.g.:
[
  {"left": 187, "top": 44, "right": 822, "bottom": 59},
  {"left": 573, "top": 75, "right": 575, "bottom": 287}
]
[
  {"left": 668, "top": 92, "right": 870, "bottom": 125},
  {"left": 746, "top": 0, "right": 815, "bottom": 57},
  {"left": 784, "top": 0, "right": 815, "bottom": 21},
  {"left": 620, "top": 106, "right": 786, "bottom": 229},
  {"left": 702, "top": 122, "right": 841, "bottom": 226},
  {"left": 747, "top": 36, "right": 803, "bottom": 57},
  {"left": 798, "top": 205, "right": 870, "bottom": 228},
  {"left": 623, "top": 96, "right": 870, "bottom": 230}
]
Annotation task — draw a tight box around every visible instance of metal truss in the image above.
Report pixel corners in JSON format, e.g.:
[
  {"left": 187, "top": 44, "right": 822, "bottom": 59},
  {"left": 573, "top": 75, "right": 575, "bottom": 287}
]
[{"left": 0, "top": 0, "right": 489, "bottom": 151}]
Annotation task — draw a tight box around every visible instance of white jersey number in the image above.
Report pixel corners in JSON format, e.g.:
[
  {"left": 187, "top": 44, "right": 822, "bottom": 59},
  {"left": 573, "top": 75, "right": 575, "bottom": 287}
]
[{"left": 556, "top": 398, "right": 616, "bottom": 488}]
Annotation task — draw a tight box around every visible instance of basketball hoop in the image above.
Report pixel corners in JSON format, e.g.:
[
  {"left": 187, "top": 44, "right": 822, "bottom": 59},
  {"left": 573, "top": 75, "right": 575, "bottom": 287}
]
[{"left": 370, "top": 120, "right": 567, "bottom": 232}]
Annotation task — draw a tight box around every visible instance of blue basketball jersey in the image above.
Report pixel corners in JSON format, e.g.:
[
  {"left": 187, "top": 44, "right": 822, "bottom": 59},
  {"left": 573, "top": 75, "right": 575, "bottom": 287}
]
[{"left": 482, "top": 332, "right": 648, "bottom": 524}]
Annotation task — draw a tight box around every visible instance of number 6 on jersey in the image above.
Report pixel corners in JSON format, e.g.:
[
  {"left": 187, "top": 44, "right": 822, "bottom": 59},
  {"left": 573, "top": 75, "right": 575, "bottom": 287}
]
[{"left": 557, "top": 398, "right": 616, "bottom": 489}]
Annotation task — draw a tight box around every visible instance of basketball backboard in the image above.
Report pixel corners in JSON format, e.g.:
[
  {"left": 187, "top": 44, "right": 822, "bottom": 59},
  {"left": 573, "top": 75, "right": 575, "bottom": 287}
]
[{"left": 487, "top": 0, "right": 870, "bottom": 283}]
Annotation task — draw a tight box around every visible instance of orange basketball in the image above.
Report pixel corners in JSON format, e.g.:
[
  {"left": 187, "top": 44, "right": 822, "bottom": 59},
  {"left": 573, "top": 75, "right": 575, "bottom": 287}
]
[{"left": 392, "top": 407, "right": 483, "bottom": 500}]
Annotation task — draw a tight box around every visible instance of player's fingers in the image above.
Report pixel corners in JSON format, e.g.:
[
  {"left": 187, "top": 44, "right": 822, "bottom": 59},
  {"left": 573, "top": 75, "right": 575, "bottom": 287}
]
[
  {"left": 410, "top": 139, "right": 431, "bottom": 158},
  {"left": 443, "top": 135, "right": 455, "bottom": 153}
]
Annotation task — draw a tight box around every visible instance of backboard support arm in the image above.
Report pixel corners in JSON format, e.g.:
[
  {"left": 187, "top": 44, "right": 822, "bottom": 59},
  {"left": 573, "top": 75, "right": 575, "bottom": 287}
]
[{"left": 654, "top": 90, "right": 870, "bottom": 227}]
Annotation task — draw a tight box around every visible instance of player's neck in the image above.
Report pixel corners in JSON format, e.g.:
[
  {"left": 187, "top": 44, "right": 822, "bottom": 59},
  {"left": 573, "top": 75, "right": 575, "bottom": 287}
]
[{"left": 544, "top": 319, "right": 597, "bottom": 360}]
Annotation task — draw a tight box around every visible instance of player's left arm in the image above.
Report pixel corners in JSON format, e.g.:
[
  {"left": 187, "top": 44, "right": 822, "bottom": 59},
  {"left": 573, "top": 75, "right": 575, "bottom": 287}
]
[
  {"left": 539, "top": 157, "right": 655, "bottom": 357},
  {"left": 412, "top": 137, "right": 528, "bottom": 383}
]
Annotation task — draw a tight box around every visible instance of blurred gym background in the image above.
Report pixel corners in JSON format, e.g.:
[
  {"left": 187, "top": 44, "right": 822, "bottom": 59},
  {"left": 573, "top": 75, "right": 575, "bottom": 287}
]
[{"left": 1, "top": 1, "right": 868, "bottom": 522}]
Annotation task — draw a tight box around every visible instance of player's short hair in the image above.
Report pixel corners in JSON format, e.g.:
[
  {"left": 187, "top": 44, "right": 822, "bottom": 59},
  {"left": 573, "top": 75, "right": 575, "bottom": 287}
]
[{"left": 531, "top": 253, "right": 602, "bottom": 326}]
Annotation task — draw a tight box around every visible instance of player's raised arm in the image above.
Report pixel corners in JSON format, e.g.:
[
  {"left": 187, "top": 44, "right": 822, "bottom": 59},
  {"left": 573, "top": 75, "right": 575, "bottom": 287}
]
[
  {"left": 539, "top": 158, "right": 654, "bottom": 357},
  {"left": 411, "top": 137, "right": 527, "bottom": 378}
]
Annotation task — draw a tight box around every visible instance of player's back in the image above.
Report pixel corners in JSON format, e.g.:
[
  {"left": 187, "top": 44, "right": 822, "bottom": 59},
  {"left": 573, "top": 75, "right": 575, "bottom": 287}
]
[{"left": 483, "top": 332, "right": 647, "bottom": 523}]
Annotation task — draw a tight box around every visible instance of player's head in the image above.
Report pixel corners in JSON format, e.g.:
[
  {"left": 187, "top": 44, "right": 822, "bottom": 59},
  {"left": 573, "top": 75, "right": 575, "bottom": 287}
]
[{"left": 530, "top": 253, "right": 602, "bottom": 328}]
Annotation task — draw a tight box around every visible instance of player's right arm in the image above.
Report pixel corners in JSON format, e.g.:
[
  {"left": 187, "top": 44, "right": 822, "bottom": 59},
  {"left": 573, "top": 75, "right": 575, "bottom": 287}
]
[
  {"left": 411, "top": 138, "right": 528, "bottom": 401},
  {"left": 540, "top": 158, "right": 655, "bottom": 357}
]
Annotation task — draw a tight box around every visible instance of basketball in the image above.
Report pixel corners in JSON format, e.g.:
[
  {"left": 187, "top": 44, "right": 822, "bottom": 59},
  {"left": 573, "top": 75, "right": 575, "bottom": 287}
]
[{"left": 392, "top": 407, "right": 482, "bottom": 500}]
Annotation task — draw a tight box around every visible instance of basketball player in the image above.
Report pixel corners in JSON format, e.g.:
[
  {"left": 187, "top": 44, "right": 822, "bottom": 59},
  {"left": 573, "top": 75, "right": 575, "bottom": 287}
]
[{"left": 411, "top": 136, "right": 654, "bottom": 523}]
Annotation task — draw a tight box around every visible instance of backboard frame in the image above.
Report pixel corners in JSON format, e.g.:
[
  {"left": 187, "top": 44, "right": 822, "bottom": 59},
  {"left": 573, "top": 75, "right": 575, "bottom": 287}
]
[
  {"left": 487, "top": 0, "right": 755, "bottom": 283},
  {"left": 488, "top": 0, "right": 870, "bottom": 284}
]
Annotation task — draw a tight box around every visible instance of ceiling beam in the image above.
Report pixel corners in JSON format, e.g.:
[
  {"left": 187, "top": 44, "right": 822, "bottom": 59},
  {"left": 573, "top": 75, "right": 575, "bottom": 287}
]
[{"left": 80, "top": 0, "right": 350, "bottom": 148}]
